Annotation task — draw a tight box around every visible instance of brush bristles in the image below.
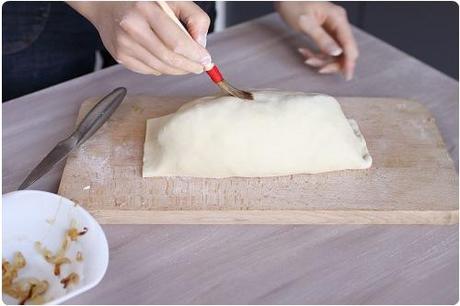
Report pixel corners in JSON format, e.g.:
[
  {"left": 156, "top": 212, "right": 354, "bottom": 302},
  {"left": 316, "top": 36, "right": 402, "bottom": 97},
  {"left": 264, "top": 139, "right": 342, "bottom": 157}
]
[{"left": 217, "top": 81, "right": 254, "bottom": 100}]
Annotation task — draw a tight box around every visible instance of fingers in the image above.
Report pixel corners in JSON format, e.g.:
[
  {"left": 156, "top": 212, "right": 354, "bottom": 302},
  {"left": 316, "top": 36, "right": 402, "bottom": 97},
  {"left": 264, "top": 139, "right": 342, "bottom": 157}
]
[
  {"left": 298, "top": 13, "right": 343, "bottom": 57},
  {"left": 324, "top": 6, "right": 359, "bottom": 80},
  {"left": 119, "top": 7, "right": 203, "bottom": 74},
  {"left": 297, "top": 47, "right": 340, "bottom": 76},
  {"left": 174, "top": 1, "right": 211, "bottom": 48},
  {"left": 298, "top": 48, "right": 332, "bottom": 67},
  {"left": 143, "top": 2, "right": 211, "bottom": 66},
  {"left": 108, "top": 24, "right": 183, "bottom": 75},
  {"left": 318, "top": 62, "right": 341, "bottom": 74},
  {"left": 119, "top": 56, "right": 162, "bottom": 75},
  {"left": 120, "top": 36, "right": 189, "bottom": 75},
  {"left": 334, "top": 25, "right": 358, "bottom": 80},
  {"left": 298, "top": 5, "right": 359, "bottom": 80}
]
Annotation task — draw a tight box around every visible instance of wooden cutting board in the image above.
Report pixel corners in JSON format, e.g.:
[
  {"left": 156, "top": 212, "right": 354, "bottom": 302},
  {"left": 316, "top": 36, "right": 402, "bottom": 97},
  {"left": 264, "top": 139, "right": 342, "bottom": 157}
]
[{"left": 58, "top": 96, "right": 458, "bottom": 224}]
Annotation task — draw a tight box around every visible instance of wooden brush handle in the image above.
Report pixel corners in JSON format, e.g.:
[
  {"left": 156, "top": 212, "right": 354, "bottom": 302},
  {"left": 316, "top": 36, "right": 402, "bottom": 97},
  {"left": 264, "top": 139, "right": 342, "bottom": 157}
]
[{"left": 157, "top": 1, "right": 191, "bottom": 37}]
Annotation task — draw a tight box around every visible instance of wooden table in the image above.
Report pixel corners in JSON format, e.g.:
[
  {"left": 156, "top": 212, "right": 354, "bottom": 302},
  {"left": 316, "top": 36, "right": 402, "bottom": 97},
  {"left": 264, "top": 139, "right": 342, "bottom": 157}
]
[{"left": 3, "top": 14, "right": 458, "bottom": 304}]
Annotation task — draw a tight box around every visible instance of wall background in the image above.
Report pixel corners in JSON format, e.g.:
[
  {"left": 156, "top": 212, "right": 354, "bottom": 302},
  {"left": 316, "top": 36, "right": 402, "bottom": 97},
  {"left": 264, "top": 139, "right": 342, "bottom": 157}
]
[{"left": 221, "top": 1, "right": 459, "bottom": 79}]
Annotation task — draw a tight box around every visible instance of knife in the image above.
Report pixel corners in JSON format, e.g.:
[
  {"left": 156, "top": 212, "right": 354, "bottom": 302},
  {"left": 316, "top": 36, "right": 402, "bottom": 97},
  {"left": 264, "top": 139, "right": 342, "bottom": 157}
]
[{"left": 18, "top": 87, "right": 127, "bottom": 190}]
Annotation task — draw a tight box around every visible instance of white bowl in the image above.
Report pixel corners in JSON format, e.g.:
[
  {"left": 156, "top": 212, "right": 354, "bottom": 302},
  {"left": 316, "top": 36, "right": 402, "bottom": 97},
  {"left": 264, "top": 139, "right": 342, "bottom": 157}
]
[{"left": 2, "top": 190, "right": 109, "bottom": 305}]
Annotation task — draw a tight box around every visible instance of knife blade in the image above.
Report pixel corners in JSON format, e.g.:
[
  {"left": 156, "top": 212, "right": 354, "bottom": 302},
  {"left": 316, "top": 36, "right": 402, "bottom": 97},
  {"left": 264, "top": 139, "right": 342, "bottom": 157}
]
[{"left": 18, "top": 87, "right": 127, "bottom": 190}]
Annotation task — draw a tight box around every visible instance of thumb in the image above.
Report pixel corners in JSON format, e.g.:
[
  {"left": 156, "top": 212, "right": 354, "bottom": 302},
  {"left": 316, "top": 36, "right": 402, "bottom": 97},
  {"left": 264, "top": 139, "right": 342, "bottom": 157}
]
[{"left": 175, "top": 2, "right": 211, "bottom": 48}]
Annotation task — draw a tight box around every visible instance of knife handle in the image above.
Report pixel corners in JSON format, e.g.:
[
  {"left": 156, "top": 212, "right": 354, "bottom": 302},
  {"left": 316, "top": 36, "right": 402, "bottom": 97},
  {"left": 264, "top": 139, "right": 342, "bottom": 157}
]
[{"left": 73, "top": 87, "right": 127, "bottom": 146}]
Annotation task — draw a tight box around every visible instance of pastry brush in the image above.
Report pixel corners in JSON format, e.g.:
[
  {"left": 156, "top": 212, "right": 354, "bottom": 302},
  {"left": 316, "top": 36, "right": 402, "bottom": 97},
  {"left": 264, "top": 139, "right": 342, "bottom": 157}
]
[{"left": 157, "top": 1, "right": 253, "bottom": 100}]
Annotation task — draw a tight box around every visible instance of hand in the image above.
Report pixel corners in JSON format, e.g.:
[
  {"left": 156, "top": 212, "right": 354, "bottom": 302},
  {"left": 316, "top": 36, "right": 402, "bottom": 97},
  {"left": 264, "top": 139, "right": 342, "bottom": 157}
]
[
  {"left": 275, "top": 1, "right": 358, "bottom": 80},
  {"left": 68, "top": 1, "right": 212, "bottom": 75}
]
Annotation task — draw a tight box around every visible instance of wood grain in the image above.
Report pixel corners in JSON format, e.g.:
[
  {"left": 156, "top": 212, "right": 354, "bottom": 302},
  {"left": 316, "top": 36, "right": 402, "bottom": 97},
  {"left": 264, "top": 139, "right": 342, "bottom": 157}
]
[{"left": 58, "top": 96, "right": 458, "bottom": 224}]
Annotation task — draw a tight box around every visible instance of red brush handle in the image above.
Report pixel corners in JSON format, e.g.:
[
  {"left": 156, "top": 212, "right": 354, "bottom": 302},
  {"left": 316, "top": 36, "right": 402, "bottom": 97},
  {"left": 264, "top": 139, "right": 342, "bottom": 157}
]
[{"left": 205, "top": 64, "right": 223, "bottom": 83}]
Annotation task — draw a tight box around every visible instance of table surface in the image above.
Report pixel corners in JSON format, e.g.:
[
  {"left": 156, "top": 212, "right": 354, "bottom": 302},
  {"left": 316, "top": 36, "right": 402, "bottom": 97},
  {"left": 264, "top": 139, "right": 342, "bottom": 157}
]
[{"left": 3, "top": 14, "right": 459, "bottom": 304}]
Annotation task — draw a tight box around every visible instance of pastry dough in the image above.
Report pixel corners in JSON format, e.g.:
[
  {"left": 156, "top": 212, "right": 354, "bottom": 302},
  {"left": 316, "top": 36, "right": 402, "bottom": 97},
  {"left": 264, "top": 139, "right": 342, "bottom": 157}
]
[{"left": 143, "top": 91, "right": 372, "bottom": 178}]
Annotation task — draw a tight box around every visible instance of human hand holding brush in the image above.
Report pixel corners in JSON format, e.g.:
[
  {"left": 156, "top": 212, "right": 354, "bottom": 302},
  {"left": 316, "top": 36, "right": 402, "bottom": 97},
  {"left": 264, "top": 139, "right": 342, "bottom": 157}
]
[
  {"left": 69, "top": 1, "right": 252, "bottom": 99},
  {"left": 68, "top": 1, "right": 212, "bottom": 75}
]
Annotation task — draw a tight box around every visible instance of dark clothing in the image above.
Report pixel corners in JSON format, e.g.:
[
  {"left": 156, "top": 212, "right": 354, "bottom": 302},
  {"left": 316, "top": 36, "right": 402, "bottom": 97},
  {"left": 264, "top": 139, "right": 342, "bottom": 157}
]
[{"left": 2, "top": 1, "right": 216, "bottom": 102}]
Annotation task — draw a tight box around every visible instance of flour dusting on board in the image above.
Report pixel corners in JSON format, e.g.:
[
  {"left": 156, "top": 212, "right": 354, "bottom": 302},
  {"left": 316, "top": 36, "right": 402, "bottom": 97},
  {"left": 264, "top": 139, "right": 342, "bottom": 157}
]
[
  {"left": 409, "top": 119, "right": 429, "bottom": 140},
  {"left": 75, "top": 143, "right": 110, "bottom": 184}
]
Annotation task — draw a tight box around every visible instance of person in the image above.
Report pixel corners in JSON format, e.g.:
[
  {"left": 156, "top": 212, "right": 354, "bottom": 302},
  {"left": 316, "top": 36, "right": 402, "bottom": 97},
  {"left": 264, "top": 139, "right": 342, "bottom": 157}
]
[{"left": 3, "top": 1, "right": 358, "bottom": 101}]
